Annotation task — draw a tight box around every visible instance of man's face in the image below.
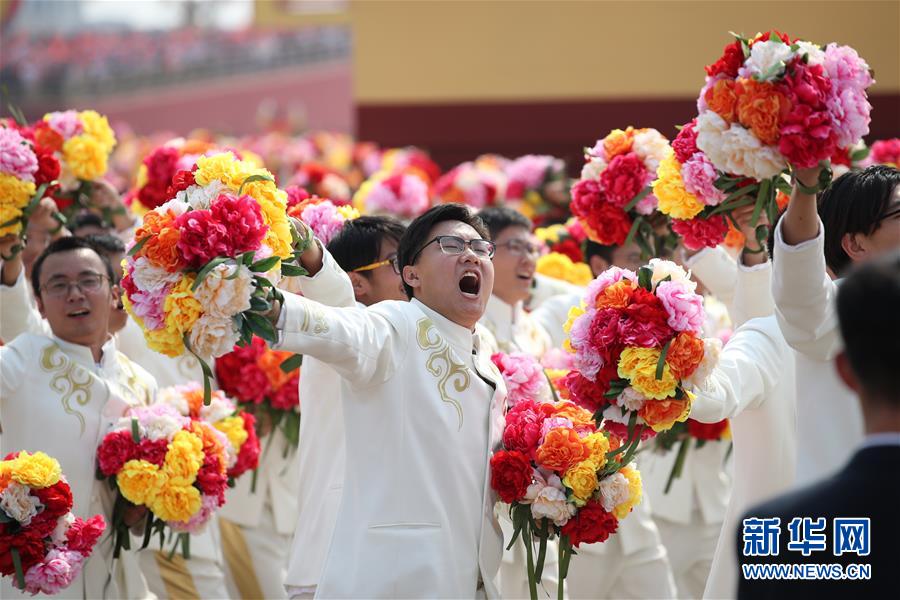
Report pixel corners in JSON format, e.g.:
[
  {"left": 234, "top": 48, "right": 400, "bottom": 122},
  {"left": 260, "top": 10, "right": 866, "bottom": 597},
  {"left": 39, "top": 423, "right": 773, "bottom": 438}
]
[
  {"left": 860, "top": 184, "right": 900, "bottom": 262},
  {"left": 491, "top": 225, "right": 537, "bottom": 305},
  {"left": 35, "top": 249, "right": 116, "bottom": 348},
  {"left": 359, "top": 237, "right": 407, "bottom": 305},
  {"left": 589, "top": 241, "right": 643, "bottom": 277},
  {"left": 403, "top": 220, "right": 495, "bottom": 329}
]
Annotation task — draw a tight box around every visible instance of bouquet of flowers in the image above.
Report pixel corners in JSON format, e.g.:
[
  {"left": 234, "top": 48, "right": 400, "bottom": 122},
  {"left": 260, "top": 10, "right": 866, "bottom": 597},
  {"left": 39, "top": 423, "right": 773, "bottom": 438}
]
[
  {"left": 290, "top": 162, "right": 353, "bottom": 204},
  {"left": 651, "top": 418, "right": 731, "bottom": 493},
  {"left": 695, "top": 32, "right": 874, "bottom": 230},
  {"left": 1, "top": 451, "right": 106, "bottom": 595},
  {"left": 433, "top": 155, "right": 509, "bottom": 209},
  {"left": 504, "top": 154, "right": 569, "bottom": 224},
  {"left": 122, "top": 151, "right": 304, "bottom": 403},
  {"left": 570, "top": 127, "right": 671, "bottom": 256},
  {"left": 353, "top": 171, "right": 430, "bottom": 218},
  {"left": 95, "top": 404, "right": 232, "bottom": 557},
  {"left": 215, "top": 336, "right": 302, "bottom": 454},
  {"left": 560, "top": 260, "right": 721, "bottom": 451},
  {"left": 535, "top": 218, "right": 587, "bottom": 264},
  {"left": 125, "top": 138, "right": 217, "bottom": 215},
  {"left": 868, "top": 138, "right": 900, "bottom": 167},
  {"left": 0, "top": 120, "right": 60, "bottom": 240},
  {"left": 489, "top": 352, "right": 642, "bottom": 599},
  {"left": 536, "top": 253, "right": 593, "bottom": 287},
  {"left": 285, "top": 186, "right": 359, "bottom": 245},
  {"left": 376, "top": 146, "right": 443, "bottom": 189}
]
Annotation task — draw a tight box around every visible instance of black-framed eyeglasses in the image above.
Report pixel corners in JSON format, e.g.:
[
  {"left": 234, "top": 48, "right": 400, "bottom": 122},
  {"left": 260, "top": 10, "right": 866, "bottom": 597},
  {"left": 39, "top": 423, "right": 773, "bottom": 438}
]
[
  {"left": 40, "top": 273, "right": 109, "bottom": 298},
  {"left": 410, "top": 235, "right": 495, "bottom": 264},
  {"left": 876, "top": 205, "right": 900, "bottom": 225},
  {"left": 495, "top": 238, "right": 540, "bottom": 257},
  {"left": 352, "top": 254, "right": 400, "bottom": 275}
]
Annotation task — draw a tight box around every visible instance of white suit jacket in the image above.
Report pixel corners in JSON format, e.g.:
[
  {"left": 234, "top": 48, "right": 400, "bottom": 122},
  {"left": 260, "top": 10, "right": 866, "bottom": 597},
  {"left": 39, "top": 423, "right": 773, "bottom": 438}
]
[
  {"left": 772, "top": 220, "right": 863, "bottom": 484},
  {"left": 1, "top": 334, "right": 156, "bottom": 600},
  {"left": 480, "top": 294, "right": 552, "bottom": 357},
  {"left": 526, "top": 273, "right": 583, "bottom": 311},
  {"left": 277, "top": 294, "right": 506, "bottom": 599}
]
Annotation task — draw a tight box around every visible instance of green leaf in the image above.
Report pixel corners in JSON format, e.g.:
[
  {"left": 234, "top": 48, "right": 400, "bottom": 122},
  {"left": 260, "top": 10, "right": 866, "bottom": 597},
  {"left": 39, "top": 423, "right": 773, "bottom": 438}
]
[
  {"left": 245, "top": 311, "right": 278, "bottom": 345},
  {"left": 191, "top": 257, "right": 230, "bottom": 291},
  {"left": 238, "top": 173, "right": 274, "bottom": 196},
  {"left": 23, "top": 183, "right": 49, "bottom": 217},
  {"left": 250, "top": 255, "right": 280, "bottom": 273},
  {"left": 280, "top": 353, "right": 303, "bottom": 373},
  {"left": 637, "top": 266, "right": 653, "bottom": 291},
  {"left": 751, "top": 179, "right": 770, "bottom": 228},
  {"left": 0, "top": 509, "right": 12, "bottom": 523},
  {"left": 656, "top": 338, "right": 672, "bottom": 380},
  {"left": 128, "top": 236, "right": 150, "bottom": 256},
  {"left": 769, "top": 30, "right": 783, "bottom": 44},
  {"left": 623, "top": 186, "right": 651, "bottom": 213},
  {"left": 850, "top": 147, "right": 871, "bottom": 162},
  {"left": 242, "top": 252, "right": 255, "bottom": 266},
  {"left": 254, "top": 275, "right": 274, "bottom": 289},
  {"left": 249, "top": 296, "right": 271, "bottom": 313},
  {"left": 131, "top": 418, "right": 141, "bottom": 443},
  {"left": 623, "top": 215, "right": 644, "bottom": 250},
  {"left": 280, "top": 263, "right": 308, "bottom": 277}
]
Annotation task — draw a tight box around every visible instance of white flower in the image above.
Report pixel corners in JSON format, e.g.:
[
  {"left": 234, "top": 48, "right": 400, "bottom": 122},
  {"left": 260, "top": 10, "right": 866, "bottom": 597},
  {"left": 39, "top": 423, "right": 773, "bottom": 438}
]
[
  {"left": 189, "top": 314, "right": 241, "bottom": 358},
  {"left": 131, "top": 257, "right": 181, "bottom": 293},
  {"left": 525, "top": 471, "right": 576, "bottom": 527},
  {"left": 200, "top": 393, "right": 237, "bottom": 424},
  {"left": 321, "top": 173, "right": 351, "bottom": 202},
  {"left": 648, "top": 258, "right": 697, "bottom": 292},
  {"left": 156, "top": 197, "right": 190, "bottom": 217},
  {"left": 743, "top": 40, "right": 795, "bottom": 80},
  {"left": 696, "top": 112, "right": 786, "bottom": 180},
  {"left": 142, "top": 413, "right": 186, "bottom": 441},
  {"left": 175, "top": 180, "right": 227, "bottom": 210},
  {"left": 685, "top": 337, "right": 722, "bottom": 389},
  {"left": 795, "top": 41, "right": 825, "bottom": 66},
  {"left": 617, "top": 387, "right": 646, "bottom": 411},
  {"left": 0, "top": 482, "right": 44, "bottom": 526},
  {"left": 598, "top": 472, "right": 631, "bottom": 513},
  {"left": 193, "top": 263, "right": 254, "bottom": 318},
  {"left": 157, "top": 386, "right": 191, "bottom": 415},
  {"left": 580, "top": 156, "right": 607, "bottom": 181},
  {"left": 631, "top": 129, "right": 671, "bottom": 173},
  {"left": 51, "top": 512, "right": 76, "bottom": 545}
]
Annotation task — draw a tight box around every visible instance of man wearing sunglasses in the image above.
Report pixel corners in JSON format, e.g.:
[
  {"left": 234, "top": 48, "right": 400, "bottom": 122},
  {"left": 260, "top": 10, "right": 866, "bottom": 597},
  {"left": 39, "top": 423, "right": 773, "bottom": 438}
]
[
  {"left": 270, "top": 204, "right": 506, "bottom": 598},
  {"left": 775, "top": 164, "right": 900, "bottom": 486}
]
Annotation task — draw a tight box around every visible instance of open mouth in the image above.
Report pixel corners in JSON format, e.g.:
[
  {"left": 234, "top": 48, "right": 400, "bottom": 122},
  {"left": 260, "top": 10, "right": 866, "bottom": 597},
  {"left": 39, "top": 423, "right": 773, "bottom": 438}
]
[
  {"left": 67, "top": 308, "right": 91, "bottom": 318},
  {"left": 459, "top": 271, "right": 481, "bottom": 297},
  {"left": 516, "top": 272, "right": 533, "bottom": 282}
]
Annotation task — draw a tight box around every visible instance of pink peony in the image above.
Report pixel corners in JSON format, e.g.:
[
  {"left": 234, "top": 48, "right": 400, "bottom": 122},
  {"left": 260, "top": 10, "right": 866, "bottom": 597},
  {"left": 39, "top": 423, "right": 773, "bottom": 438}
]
[
  {"left": 175, "top": 208, "right": 234, "bottom": 268},
  {"left": 672, "top": 120, "right": 700, "bottom": 163},
  {"left": 23, "top": 549, "right": 84, "bottom": 595},
  {"left": 871, "top": 139, "right": 900, "bottom": 165},
  {"left": 210, "top": 193, "right": 267, "bottom": 254},
  {"left": 365, "top": 173, "right": 429, "bottom": 218},
  {"left": 672, "top": 216, "right": 729, "bottom": 250},
  {"left": 129, "top": 285, "right": 169, "bottom": 331},
  {"left": 491, "top": 352, "right": 549, "bottom": 406},
  {"left": 503, "top": 399, "right": 548, "bottom": 457},
  {"left": 300, "top": 200, "right": 347, "bottom": 245},
  {"left": 828, "top": 86, "right": 872, "bottom": 150},
  {"left": 506, "top": 155, "right": 555, "bottom": 191},
  {"left": 600, "top": 153, "right": 648, "bottom": 208},
  {"left": 45, "top": 111, "right": 83, "bottom": 139},
  {"left": 681, "top": 154, "right": 726, "bottom": 206},
  {"left": 655, "top": 280, "right": 706, "bottom": 334},
  {"left": 65, "top": 515, "right": 106, "bottom": 556},
  {"left": 0, "top": 127, "right": 38, "bottom": 181},
  {"left": 823, "top": 44, "right": 874, "bottom": 90},
  {"left": 633, "top": 191, "right": 659, "bottom": 216}
]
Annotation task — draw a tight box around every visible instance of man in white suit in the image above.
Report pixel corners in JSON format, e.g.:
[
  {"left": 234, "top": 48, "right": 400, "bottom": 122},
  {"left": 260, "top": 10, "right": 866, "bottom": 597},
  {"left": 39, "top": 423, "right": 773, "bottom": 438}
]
[
  {"left": 284, "top": 216, "right": 407, "bottom": 599},
  {"left": 774, "top": 164, "right": 900, "bottom": 484},
  {"left": 269, "top": 204, "right": 506, "bottom": 598}
]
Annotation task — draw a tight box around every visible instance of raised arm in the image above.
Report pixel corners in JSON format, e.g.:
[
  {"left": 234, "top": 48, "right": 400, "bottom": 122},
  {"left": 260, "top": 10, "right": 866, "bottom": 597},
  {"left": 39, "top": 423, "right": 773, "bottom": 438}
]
[{"left": 292, "top": 241, "right": 356, "bottom": 308}]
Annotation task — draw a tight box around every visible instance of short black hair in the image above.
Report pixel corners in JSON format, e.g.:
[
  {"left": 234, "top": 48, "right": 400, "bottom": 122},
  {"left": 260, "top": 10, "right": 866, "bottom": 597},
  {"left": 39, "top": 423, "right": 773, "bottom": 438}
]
[
  {"left": 397, "top": 203, "right": 490, "bottom": 299},
  {"left": 82, "top": 234, "right": 126, "bottom": 283},
  {"left": 836, "top": 249, "right": 900, "bottom": 405},
  {"left": 31, "top": 236, "right": 115, "bottom": 298},
  {"left": 477, "top": 206, "right": 532, "bottom": 240},
  {"left": 819, "top": 165, "right": 900, "bottom": 276},
  {"left": 327, "top": 216, "right": 406, "bottom": 274},
  {"left": 584, "top": 240, "right": 615, "bottom": 266},
  {"left": 70, "top": 212, "right": 105, "bottom": 233}
]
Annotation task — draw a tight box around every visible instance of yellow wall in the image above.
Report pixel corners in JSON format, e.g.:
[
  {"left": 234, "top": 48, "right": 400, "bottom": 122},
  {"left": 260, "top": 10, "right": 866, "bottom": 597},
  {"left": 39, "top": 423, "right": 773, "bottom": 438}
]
[
  {"left": 254, "top": 0, "right": 350, "bottom": 27},
  {"left": 351, "top": 0, "right": 900, "bottom": 103}
]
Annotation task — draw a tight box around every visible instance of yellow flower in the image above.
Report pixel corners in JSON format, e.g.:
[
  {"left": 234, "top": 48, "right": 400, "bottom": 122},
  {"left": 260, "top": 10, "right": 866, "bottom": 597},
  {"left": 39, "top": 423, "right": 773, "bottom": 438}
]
[
  {"left": 239, "top": 150, "right": 265, "bottom": 169},
  {"left": 535, "top": 224, "right": 566, "bottom": 244},
  {"left": 537, "top": 252, "right": 593, "bottom": 287},
  {"left": 78, "top": 110, "right": 116, "bottom": 153},
  {"left": 563, "top": 460, "right": 598, "bottom": 507},
  {"left": 617, "top": 347, "right": 678, "bottom": 400},
  {"left": 0, "top": 204, "right": 24, "bottom": 236},
  {"left": 582, "top": 432, "right": 610, "bottom": 469},
  {"left": 214, "top": 416, "right": 249, "bottom": 453},
  {"left": 117, "top": 459, "right": 165, "bottom": 506},
  {"left": 337, "top": 205, "right": 360, "bottom": 220},
  {"left": 562, "top": 304, "right": 585, "bottom": 354},
  {"left": 9, "top": 451, "right": 61, "bottom": 488},
  {"left": 164, "top": 430, "right": 204, "bottom": 486},
  {"left": 145, "top": 325, "right": 185, "bottom": 357},
  {"left": 194, "top": 153, "right": 241, "bottom": 188},
  {"left": 653, "top": 153, "right": 704, "bottom": 220},
  {"left": 613, "top": 465, "right": 643, "bottom": 519},
  {"left": 150, "top": 482, "right": 201, "bottom": 523},
  {"left": 63, "top": 135, "right": 108, "bottom": 180},
  {"left": 352, "top": 178, "right": 376, "bottom": 213},
  {"left": 164, "top": 275, "right": 203, "bottom": 336},
  {"left": 0, "top": 173, "right": 37, "bottom": 210}
]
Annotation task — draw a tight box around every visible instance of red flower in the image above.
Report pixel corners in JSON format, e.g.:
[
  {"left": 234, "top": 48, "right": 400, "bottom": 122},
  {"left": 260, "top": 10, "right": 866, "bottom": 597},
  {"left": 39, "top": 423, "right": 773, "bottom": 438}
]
[
  {"left": 503, "top": 399, "right": 547, "bottom": 456},
  {"left": 490, "top": 450, "right": 533, "bottom": 504},
  {"left": 167, "top": 169, "right": 196, "bottom": 198},
  {"left": 603, "top": 420, "right": 656, "bottom": 442},
  {"left": 619, "top": 288, "right": 675, "bottom": 348},
  {"left": 558, "top": 370, "right": 612, "bottom": 413},
  {"left": 551, "top": 238, "right": 584, "bottom": 264},
  {"left": 672, "top": 120, "right": 700, "bottom": 164},
  {"left": 871, "top": 139, "right": 900, "bottom": 165},
  {"left": 137, "top": 438, "right": 169, "bottom": 467},
  {"left": 210, "top": 193, "right": 268, "bottom": 254},
  {"left": 270, "top": 376, "right": 300, "bottom": 410},
  {"left": 196, "top": 454, "right": 228, "bottom": 504},
  {"left": 560, "top": 499, "right": 619, "bottom": 547},
  {"left": 600, "top": 153, "right": 649, "bottom": 209},
  {"left": 285, "top": 185, "right": 311, "bottom": 208},
  {"left": 671, "top": 216, "right": 729, "bottom": 251},
  {"left": 705, "top": 40, "right": 744, "bottom": 79},
  {"left": 97, "top": 429, "right": 138, "bottom": 476},
  {"left": 228, "top": 412, "right": 260, "bottom": 479},
  {"left": 686, "top": 418, "right": 729, "bottom": 440},
  {"left": 578, "top": 202, "right": 633, "bottom": 246},
  {"left": 33, "top": 147, "right": 61, "bottom": 186},
  {"left": 215, "top": 341, "right": 265, "bottom": 398},
  {"left": 32, "top": 121, "right": 63, "bottom": 153},
  {"left": 777, "top": 60, "right": 837, "bottom": 168},
  {"left": 32, "top": 480, "right": 73, "bottom": 519},
  {"left": 65, "top": 515, "right": 106, "bottom": 556},
  {"left": 0, "top": 528, "right": 46, "bottom": 575},
  {"left": 174, "top": 208, "right": 234, "bottom": 268}
]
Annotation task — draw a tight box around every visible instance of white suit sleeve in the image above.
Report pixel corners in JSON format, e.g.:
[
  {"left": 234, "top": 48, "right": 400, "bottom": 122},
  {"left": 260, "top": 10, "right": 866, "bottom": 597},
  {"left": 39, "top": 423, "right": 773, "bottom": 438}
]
[
  {"left": 689, "top": 321, "right": 785, "bottom": 423},
  {"left": 686, "top": 246, "right": 737, "bottom": 307},
  {"left": 0, "top": 341, "right": 26, "bottom": 401},
  {"left": 0, "top": 271, "right": 50, "bottom": 341},
  {"left": 276, "top": 292, "right": 405, "bottom": 388},
  {"left": 731, "top": 261, "right": 775, "bottom": 328},
  {"left": 294, "top": 243, "right": 356, "bottom": 308},
  {"left": 530, "top": 293, "right": 577, "bottom": 349},
  {"left": 772, "top": 218, "right": 840, "bottom": 361}
]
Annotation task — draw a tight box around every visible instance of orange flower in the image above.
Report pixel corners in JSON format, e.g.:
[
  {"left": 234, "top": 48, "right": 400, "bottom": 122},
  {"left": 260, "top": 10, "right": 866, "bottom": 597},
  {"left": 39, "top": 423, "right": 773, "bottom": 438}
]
[
  {"left": 257, "top": 350, "right": 295, "bottom": 390},
  {"left": 666, "top": 333, "right": 705, "bottom": 380},
  {"left": 639, "top": 398, "right": 691, "bottom": 432},
  {"left": 595, "top": 279, "right": 635, "bottom": 310},
  {"left": 705, "top": 79, "right": 738, "bottom": 122},
  {"left": 135, "top": 210, "right": 183, "bottom": 272},
  {"left": 549, "top": 402, "right": 596, "bottom": 429},
  {"left": 724, "top": 220, "right": 745, "bottom": 249},
  {"left": 183, "top": 387, "right": 204, "bottom": 419},
  {"left": 735, "top": 79, "right": 789, "bottom": 145},
  {"left": 776, "top": 190, "right": 790, "bottom": 210},
  {"left": 603, "top": 128, "right": 635, "bottom": 159},
  {"left": 535, "top": 427, "right": 590, "bottom": 473},
  {"left": 439, "top": 187, "right": 467, "bottom": 204},
  {"left": 190, "top": 421, "right": 227, "bottom": 475},
  {"left": 181, "top": 140, "right": 213, "bottom": 155}
]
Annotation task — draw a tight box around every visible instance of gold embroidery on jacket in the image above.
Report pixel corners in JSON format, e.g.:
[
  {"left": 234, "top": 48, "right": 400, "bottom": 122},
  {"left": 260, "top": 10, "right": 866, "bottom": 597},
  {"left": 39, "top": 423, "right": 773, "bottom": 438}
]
[
  {"left": 40, "top": 345, "right": 93, "bottom": 435},
  {"left": 116, "top": 352, "right": 152, "bottom": 406},
  {"left": 416, "top": 318, "right": 469, "bottom": 430}
]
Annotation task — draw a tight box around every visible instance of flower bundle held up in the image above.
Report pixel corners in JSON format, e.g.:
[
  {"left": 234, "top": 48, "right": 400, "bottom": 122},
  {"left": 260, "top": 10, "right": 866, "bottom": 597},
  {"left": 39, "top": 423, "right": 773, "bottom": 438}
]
[
  {"left": 125, "top": 138, "right": 216, "bottom": 216},
  {"left": 96, "top": 404, "right": 231, "bottom": 558},
  {"left": 0, "top": 119, "right": 61, "bottom": 239},
  {"left": 488, "top": 352, "right": 642, "bottom": 600},
  {"left": 433, "top": 155, "right": 510, "bottom": 209},
  {"left": 571, "top": 127, "right": 671, "bottom": 257},
  {"left": 0, "top": 451, "right": 106, "bottom": 595},
  {"left": 868, "top": 139, "right": 900, "bottom": 168},
  {"left": 504, "top": 154, "right": 569, "bottom": 224},
  {"left": 651, "top": 418, "right": 731, "bottom": 493},
  {"left": 122, "top": 151, "right": 307, "bottom": 403},
  {"left": 695, "top": 32, "right": 874, "bottom": 231},
  {"left": 285, "top": 186, "right": 359, "bottom": 245},
  {"left": 352, "top": 171, "right": 430, "bottom": 219},
  {"left": 561, "top": 260, "right": 720, "bottom": 446},
  {"left": 215, "top": 336, "right": 302, "bottom": 453},
  {"left": 536, "top": 253, "right": 593, "bottom": 287}
]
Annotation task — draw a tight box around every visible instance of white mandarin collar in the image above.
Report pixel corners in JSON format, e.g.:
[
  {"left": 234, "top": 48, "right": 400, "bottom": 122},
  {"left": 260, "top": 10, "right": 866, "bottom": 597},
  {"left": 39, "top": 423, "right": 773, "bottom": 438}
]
[
  {"left": 52, "top": 334, "right": 117, "bottom": 373},
  {"left": 411, "top": 298, "right": 475, "bottom": 357}
]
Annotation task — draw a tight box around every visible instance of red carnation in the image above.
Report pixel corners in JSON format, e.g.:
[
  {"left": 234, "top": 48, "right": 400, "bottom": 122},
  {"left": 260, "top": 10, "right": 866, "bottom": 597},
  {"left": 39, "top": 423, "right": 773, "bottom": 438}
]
[
  {"left": 603, "top": 420, "right": 657, "bottom": 442},
  {"left": 33, "top": 147, "right": 61, "bottom": 186},
  {"left": 33, "top": 480, "right": 73, "bottom": 519},
  {"left": 228, "top": 412, "right": 260, "bottom": 479},
  {"left": 167, "top": 169, "right": 196, "bottom": 198},
  {"left": 777, "top": 60, "right": 837, "bottom": 168},
  {"left": 558, "top": 369, "right": 613, "bottom": 413},
  {"left": 137, "top": 438, "right": 169, "bottom": 467},
  {"left": 97, "top": 429, "right": 139, "bottom": 476},
  {"left": 672, "top": 120, "right": 700, "bottom": 164},
  {"left": 215, "top": 341, "right": 263, "bottom": 398},
  {"left": 174, "top": 208, "right": 234, "bottom": 268},
  {"left": 687, "top": 418, "right": 729, "bottom": 440},
  {"left": 600, "top": 153, "right": 649, "bottom": 209},
  {"left": 581, "top": 203, "right": 633, "bottom": 246},
  {"left": 209, "top": 193, "right": 268, "bottom": 254},
  {"left": 671, "top": 216, "right": 729, "bottom": 251},
  {"left": 490, "top": 450, "right": 533, "bottom": 504},
  {"left": 619, "top": 288, "right": 675, "bottom": 348},
  {"left": 285, "top": 185, "right": 311, "bottom": 208},
  {"left": 32, "top": 121, "right": 63, "bottom": 153},
  {"left": 0, "top": 529, "right": 46, "bottom": 575},
  {"left": 587, "top": 308, "right": 623, "bottom": 361},
  {"left": 234, "top": 361, "right": 271, "bottom": 404},
  {"left": 705, "top": 40, "right": 744, "bottom": 79},
  {"left": 551, "top": 238, "right": 584, "bottom": 264},
  {"left": 65, "top": 515, "right": 107, "bottom": 556},
  {"left": 871, "top": 139, "right": 900, "bottom": 165},
  {"left": 502, "top": 400, "right": 546, "bottom": 457},
  {"left": 196, "top": 454, "right": 228, "bottom": 504},
  {"left": 560, "top": 499, "right": 619, "bottom": 547},
  {"left": 505, "top": 180, "right": 526, "bottom": 201},
  {"left": 270, "top": 376, "right": 300, "bottom": 410}
]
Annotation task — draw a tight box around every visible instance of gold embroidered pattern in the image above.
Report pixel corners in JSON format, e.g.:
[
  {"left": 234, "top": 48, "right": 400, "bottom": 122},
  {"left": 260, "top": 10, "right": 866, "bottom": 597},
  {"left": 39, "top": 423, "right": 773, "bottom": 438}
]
[
  {"left": 311, "top": 306, "right": 329, "bottom": 335},
  {"left": 416, "top": 318, "right": 469, "bottom": 430},
  {"left": 40, "top": 345, "right": 93, "bottom": 435},
  {"left": 116, "top": 352, "right": 152, "bottom": 406}
]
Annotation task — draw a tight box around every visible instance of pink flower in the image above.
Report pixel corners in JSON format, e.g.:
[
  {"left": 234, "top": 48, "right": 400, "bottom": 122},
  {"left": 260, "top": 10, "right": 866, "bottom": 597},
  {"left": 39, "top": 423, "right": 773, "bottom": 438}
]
[
  {"left": 681, "top": 154, "right": 726, "bottom": 206},
  {"left": 823, "top": 44, "right": 874, "bottom": 90},
  {"left": 129, "top": 285, "right": 170, "bottom": 331},
  {"left": 45, "top": 111, "right": 83, "bottom": 139},
  {"left": 506, "top": 155, "right": 555, "bottom": 191},
  {"left": 587, "top": 308, "right": 622, "bottom": 357},
  {"left": 503, "top": 399, "right": 548, "bottom": 457},
  {"left": 65, "top": 515, "right": 106, "bottom": 555},
  {"left": 584, "top": 267, "right": 637, "bottom": 308},
  {"left": 210, "top": 193, "right": 267, "bottom": 254},
  {"left": 300, "top": 200, "right": 347, "bottom": 245},
  {"left": 655, "top": 280, "right": 706, "bottom": 334},
  {"left": 600, "top": 153, "right": 648, "bottom": 208},
  {"left": 540, "top": 419, "right": 574, "bottom": 443},
  {"left": 175, "top": 208, "right": 234, "bottom": 268},
  {"left": 364, "top": 173, "right": 429, "bottom": 218},
  {"left": 541, "top": 348, "right": 574, "bottom": 370},
  {"left": 672, "top": 216, "right": 729, "bottom": 251},
  {"left": 634, "top": 191, "right": 659, "bottom": 216},
  {"left": 0, "top": 127, "right": 38, "bottom": 181},
  {"left": 169, "top": 494, "right": 220, "bottom": 534},
  {"left": 24, "top": 549, "right": 85, "bottom": 595},
  {"left": 828, "top": 86, "right": 872, "bottom": 150},
  {"left": 871, "top": 139, "right": 900, "bottom": 165},
  {"left": 491, "top": 352, "right": 549, "bottom": 406},
  {"left": 672, "top": 120, "right": 700, "bottom": 163}
]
